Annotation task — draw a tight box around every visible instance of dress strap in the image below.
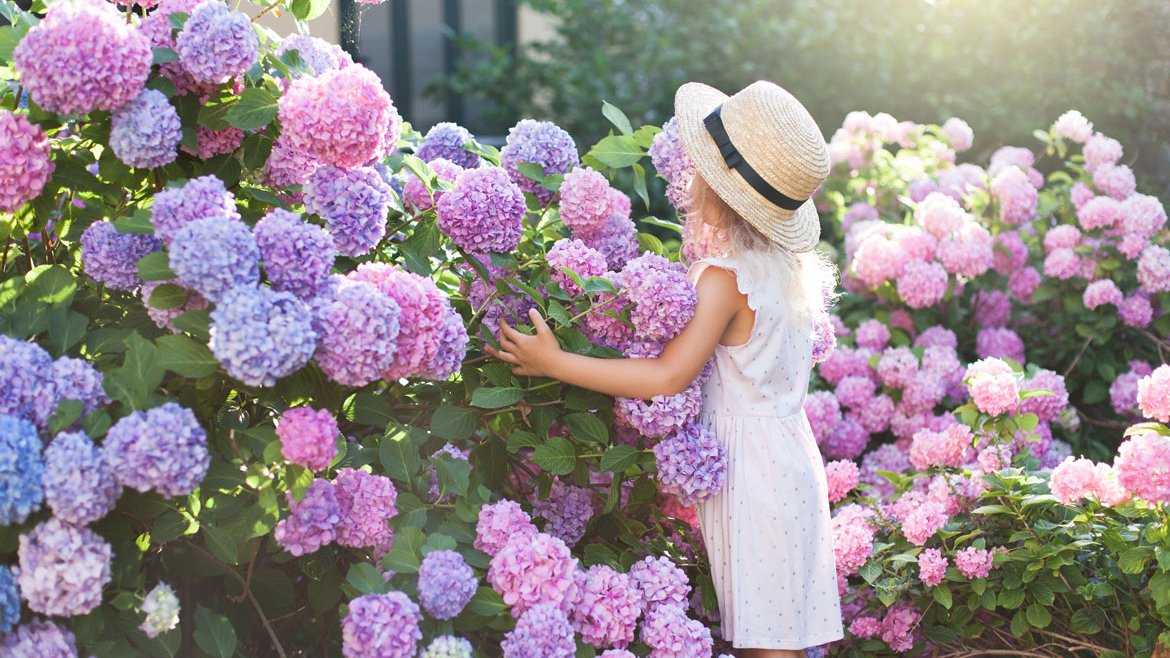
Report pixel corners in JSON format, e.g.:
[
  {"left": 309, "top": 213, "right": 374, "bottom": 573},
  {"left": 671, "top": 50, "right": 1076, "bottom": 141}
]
[{"left": 687, "top": 255, "right": 765, "bottom": 311}]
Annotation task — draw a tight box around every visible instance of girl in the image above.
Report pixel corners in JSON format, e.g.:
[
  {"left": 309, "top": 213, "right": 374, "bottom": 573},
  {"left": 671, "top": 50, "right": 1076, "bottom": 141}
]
[{"left": 487, "top": 81, "right": 845, "bottom": 657}]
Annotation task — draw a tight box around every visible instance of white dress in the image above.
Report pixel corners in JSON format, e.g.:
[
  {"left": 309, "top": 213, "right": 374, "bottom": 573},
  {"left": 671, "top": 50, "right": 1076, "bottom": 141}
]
[{"left": 690, "top": 250, "right": 845, "bottom": 650}]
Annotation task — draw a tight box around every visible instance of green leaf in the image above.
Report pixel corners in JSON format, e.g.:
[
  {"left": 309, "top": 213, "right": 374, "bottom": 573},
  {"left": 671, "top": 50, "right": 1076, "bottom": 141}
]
[
  {"left": 173, "top": 309, "right": 212, "bottom": 341},
  {"left": 224, "top": 88, "right": 279, "bottom": 131},
  {"left": 113, "top": 210, "right": 156, "bottom": 235},
  {"left": 152, "top": 47, "right": 179, "bottom": 65},
  {"left": 1069, "top": 607, "right": 1102, "bottom": 634},
  {"left": 193, "top": 606, "right": 237, "bottom": 658},
  {"left": 0, "top": 23, "right": 30, "bottom": 63},
  {"left": 1149, "top": 571, "right": 1170, "bottom": 609},
  {"left": 516, "top": 162, "right": 546, "bottom": 183},
  {"left": 382, "top": 547, "right": 420, "bottom": 574},
  {"left": 352, "top": 391, "right": 394, "bottom": 427},
  {"left": 932, "top": 585, "right": 953, "bottom": 609},
  {"left": 156, "top": 334, "right": 218, "bottom": 378},
  {"left": 202, "top": 525, "right": 238, "bottom": 565},
  {"left": 1025, "top": 603, "right": 1051, "bottom": 629},
  {"left": 379, "top": 424, "right": 421, "bottom": 484},
  {"left": 586, "top": 135, "right": 643, "bottom": 169},
  {"left": 346, "top": 563, "right": 386, "bottom": 595},
  {"left": 1118, "top": 546, "right": 1153, "bottom": 574},
  {"left": 631, "top": 162, "right": 649, "bottom": 208},
  {"left": 421, "top": 532, "right": 458, "bottom": 554},
  {"left": 533, "top": 436, "right": 576, "bottom": 475},
  {"left": 137, "top": 251, "right": 176, "bottom": 282},
  {"left": 470, "top": 387, "right": 524, "bottom": 409},
  {"left": 435, "top": 455, "right": 471, "bottom": 497},
  {"left": 104, "top": 332, "right": 165, "bottom": 410},
  {"left": 599, "top": 445, "right": 638, "bottom": 473},
  {"left": 467, "top": 587, "right": 508, "bottom": 616},
  {"left": 600, "top": 100, "right": 633, "bottom": 136},
  {"left": 565, "top": 412, "right": 608, "bottom": 444},
  {"left": 168, "top": 11, "right": 189, "bottom": 30},
  {"left": 430, "top": 404, "right": 478, "bottom": 440},
  {"left": 47, "top": 399, "right": 84, "bottom": 436}
]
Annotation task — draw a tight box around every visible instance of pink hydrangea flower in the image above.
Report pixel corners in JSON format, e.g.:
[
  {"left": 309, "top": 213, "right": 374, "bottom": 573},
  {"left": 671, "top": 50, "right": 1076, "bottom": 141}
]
[
  {"left": 1092, "top": 163, "right": 1136, "bottom": 200},
  {"left": 1076, "top": 196, "right": 1120, "bottom": 231},
  {"left": 908, "top": 424, "right": 974, "bottom": 470},
  {"left": 992, "top": 231, "right": 1027, "bottom": 275},
  {"left": 976, "top": 327, "right": 1025, "bottom": 364},
  {"left": 1021, "top": 369, "right": 1069, "bottom": 422},
  {"left": 277, "top": 407, "right": 339, "bottom": 472},
  {"left": 973, "top": 290, "right": 1010, "bottom": 328},
  {"left": 855, "top": 319, "right": 891, "bottom": 351},
  {"left": 0, "top": 111, "right": 54, "bottom": 212},
  {"left": 1120, "top": 194, "right": 1167, "bottom": 239},
  {"left": 1083, "top": 279, "right": 1123, "bottom": 310},
  {"left": 941, "top": 117, "right": 973, "bottom": 151},
  {"left": 978, "top": 444, "right": 1013, "bottom": 474},
  {"left": 559, "top": 167, "right": 619, "bottom": 234},
  {"left": 825, "top": 459, "right": 860, "bottom": 503},
  {"left": 804, "top": 391, "right": 843, "bottom": 445},
  {"left": 1043, "top": 225, "right": 1082, "bottom": 253},
  {"left": 1119, "top": 293, "right": 1153, "bottom": 329},
  {"left": 897, "top": 260, "right": 948, "bottom": 309},
  {"left": 1083, "top": 133, "right": 1122, "bottom": 172},
  {"left": 835, "top": 375, "right": 877, "bottom": 410},
  {"left": 1008, "top": 267, "right": 1041, "bottom": 301},
  {"left": 824, "top": 415, "right": 869, "bottom": 460},
  {"left": 1070, "top": 182, "right": 1095, "bottom": 209},
  {"left": 1049, "top": 456, "right": 1098, "bottom": 504},
  {"left": 880, "top": 603, "right": 921, "bottom": 652},
  {"left": 965, "top": 358, "right": 1019, "bottom": 416},
  {"left": 954, "top": 546, "right": 999, "bottom": 579},
  {"left": 1052, "top": 110, "right": 1093, "bottom": 143},
  {"left": 488, "top": 532, "right": 579, "bottom": 616},
  {"left": 1137, "top": 365, "right": 1170, "bottom": 423},
  {"left": 1114, "top": 432, "right": 1170, "bottom": 503},
  {"left": 332, "top": 468, "right": 397, "bottom": 548},
  {"left": 1137, "top": 246, "right": 1170, "bottom": 294},
  {"left": 936, "top": 224, "right": 993, "bottom": 277},
  {"left": 849, "top": 616, "right": 881, "bottom": 639},
  {"left": 278, "top": 64, "right": 400, "bottom": 167},
  {"left": 1043, "top": 248, "right": 1081, "bottom": 280},
  {"left": 990, "top": 166, "right": 1038, "bottom": 226},
  {"left": 567, "top": 565, "right": 643, "bottom": 648},
  {"left": 403, "top": 157, "right": 464, "bottom": 212},
  {"left": 273, "top": 478, "right": 340, "bottom": 556},
  {"left": 475, "top": 500, "right": 538, "bottom": 556},
  {"left": 917, "top": 548, "right": 948, "bottom": 586},
  {"left": 901, "top": 499, "right": 949, "bottom": 545},
  {"left": 639, "top": 604, "right": 712, "bottom": 658},
  {"left": 832, "top": 505, "right": 876, "bottom": 575},
  {"left": 876, "top": 347, "right": 919, "bottom": 390},
  {"left": 547, "top": 238, "right": 607, "bottom": 297}
]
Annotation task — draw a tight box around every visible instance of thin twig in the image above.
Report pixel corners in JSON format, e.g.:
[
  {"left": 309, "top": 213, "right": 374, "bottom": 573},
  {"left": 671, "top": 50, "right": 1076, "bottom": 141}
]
[
  {"left": 1062, "top": 334, "right": 1094, "bottom": 379},
  {"left": 252, "top": 2, "right": 279, "bottom": 21},
  {"left": 228, "top": 542, "right": 260, "bottom": 603},
  {"left": 186, "top": 542, "right": 289, "bottom": 658}
]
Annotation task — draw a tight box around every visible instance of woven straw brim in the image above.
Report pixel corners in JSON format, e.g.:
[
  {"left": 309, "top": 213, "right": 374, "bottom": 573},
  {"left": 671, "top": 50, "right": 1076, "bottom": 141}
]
[{"left": 675, "top": 82, "right": 822, "bottom": 253}]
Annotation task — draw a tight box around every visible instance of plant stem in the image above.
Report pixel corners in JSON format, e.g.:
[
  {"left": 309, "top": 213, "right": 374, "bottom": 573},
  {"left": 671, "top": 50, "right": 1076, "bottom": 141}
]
[
  {"left": 186, "top": 542, "right": 289, "bottom": 658},
  {"left": 252, "top": 2, "right": 278, "bottom": 21},
  {"left": 1062, "top": 334, "right": 1094, "bottom": 379}
]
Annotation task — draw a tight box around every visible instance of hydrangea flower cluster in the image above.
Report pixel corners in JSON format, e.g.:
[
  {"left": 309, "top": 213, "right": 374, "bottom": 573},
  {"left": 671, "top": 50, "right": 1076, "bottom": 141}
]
[
  {"left": 1113, "top": 432, "right": 1170, "bottom": 504},
  {"left": 168, "top": 216, "right": 260, "bottom": 303},
  {"left": 109, "top": 89, "right": 181, "bottom": 169},
  {"left": 832, "top": 504, "right": 877, "bottom": 576},
  {"left": 416, "top": 122, "right": 482, "bottom": 169},
  {"left": 964, "top": 358, "right": 1019, "bottom": 416},
  {"left": 474, "top": 499, "right": 537, "bottom": 556},
  {"left": 1137, "top": 365, "right": 1170, "bottom": 423},
  {"left": 616, "top": 380, "right": 701, "bottom": 439},
  {"left": 488, "top": 532, "right": 578, "bottom": 615},
  {"left": 12, "top": 0, "right": 151, "bottom": 115},
  {"left": 1, "top": 337, "right": 106, "bottom": 430},
  {"left": 1049, "top": 456, "right": 1128, "bottom": 506},
  {"left": 649, "top": 117, "right": 696, "bottom": 209},
  {"left": 617, "top": 254, "right": 697, "bottom": 343},
  {"left": 42, "top": 431, "right": 120, "bottom": 526},
  {"left": 403, "top": 158, "right": 464, "bottom": 212},
  {"left": 265, "top": 136, "right": 321, "bottom": 190},
  {"left": 954, "top": 546, "right": 1000, "bottom": 580},
  {"left": 437, "top": 166, "right": 527, "bottom": 253},
  {"left": 0, "top": 566, "right": 17, "bottom": 634},
  {"left": 499, "top": 119, "right": 579, "bottom": 204},
  {"left": 1, "top": 619, "right": 80, "bottom": 657},
  {"left": 273, "top": 478, "right": 341, "bottom": 556},
  {"left": 79, "top": 220, "right": 162, "bottom": 291},
  {"left": 501, "top": 603, "right": 576, "bottom": 658},
  {"left": 825, "top": 459, "right": 860, "bottom": 503},
  {"left": 916, "top": 548, "right": 948, "bottom": 587},
  {"left": 341, "top": 592, "right": 421, "bottom": 658},
  {"left": 149, "top": 175, "right": 241, "bottom": 246},
  {"left": 568, "top": 564, "right": 643, "bottom": 648},
  {"left": 139, "top": 582, "right": 181, "bottom": 638},
  {"left": 17, "top": 518, "right": 112, "bottom": 616},
  {"left": 417, "top": 550, "right": 477, "bottom": 620},
  {"left": 254, "top": 209, "right": 336, "bottom": 299},
  {"left": 580, "top": 211, "right": 640, "bottom": 271},
  {"left": 547, "top": 238, "right": 608, "bottom": 297},
  {"left": 277, "top": 407, "right": 339, "bottom": 472},
  {"left": 652, "top": 423, "right": 727, "bottom": 506},
  {"left": 209, "top": 285, "right": 317, "bottom": 386},
  {"left": 278, "top": 65, "right": 400, "bottom": 168},
  {"left": 628, "top": 555, "right": 690, "bottom": 612},
  {"left": 304, "top": 165, "right": 393, "bottom": 257},
  {"left": 908, "top": 424, "right": 974, "bottom": 470},
  {"left": 559, "top": 167, "right": 622, "bottom": 234},
  {"left": 0, "top": 415, "right": 44, "bottom": 525},
  {"left": 0, "top": 111, "right": 54, "bottom": 212},
  {"left": 419, "top": 636, "right": 474, "bottom": 658},
  {"left": 639, "top": 603, "right": 713, "bottom": 658},
  {"left": 333, "top": 468, "right": 397, "bottom": 548},
  {"left": 277, "top": 34, "right": 352, "bottom": 77},
  {"left": 531, "top": 479, "right": 594, "bottom": 546},
  {"left": 311, "top": 276, "right": 402, "bottom": 386},
  {"left": 103, "top": 402, "right": 209, "bottom": 498},
  {"left": 175, "top": 1, "right": 259, "bottom": 84}
]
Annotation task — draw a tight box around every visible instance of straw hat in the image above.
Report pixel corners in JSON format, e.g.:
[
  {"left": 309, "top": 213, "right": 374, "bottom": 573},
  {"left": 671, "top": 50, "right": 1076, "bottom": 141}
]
[{"left": 675, "top": 80, "right": 830, "bottom": 252}]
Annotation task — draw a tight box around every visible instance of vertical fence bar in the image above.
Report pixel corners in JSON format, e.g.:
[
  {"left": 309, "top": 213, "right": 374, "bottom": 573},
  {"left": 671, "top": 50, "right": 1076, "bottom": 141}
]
[
  {"left": 338, "top": 0, "right": 359, "bottom": 60},
  {"left": 443, "top": 0, "right": 464, "bottom": 126},
  {"left": 391, "top": 0, "right": 413, "bottom": 119}
]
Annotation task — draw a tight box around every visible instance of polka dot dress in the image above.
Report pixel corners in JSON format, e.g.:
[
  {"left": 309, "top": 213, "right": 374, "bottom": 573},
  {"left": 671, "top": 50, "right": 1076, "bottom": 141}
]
[{"left": 690, "top": 253, "right": 844, "bottom": 650}]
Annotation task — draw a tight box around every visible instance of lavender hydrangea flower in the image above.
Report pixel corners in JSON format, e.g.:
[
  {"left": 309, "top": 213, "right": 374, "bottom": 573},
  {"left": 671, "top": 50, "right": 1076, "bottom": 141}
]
[
  {"left": 501, "top": 603, "right": 576, "bottom": 658},
  {"left": 169, "top": 216, "right": 260, "bottom": 302},
  {"left": 277, "top": 34, "right": 351, "bottom": 77},
  {"left": 274, "top": 478, "right": 341, "bottom": 556},
  {"left": 423, "top": 307, "right": 470, "bottom": 380},
  {"left": 639, "top": 604, "right": 712, "bottom": 658},
  {"left": 139, "top": 582, "right": 180, "bottom": 638},
  {"left": 333, "top": 468, "right": 397, "bottom": 548},
  {"left": 417, "top": 549, "right": 477, "bottom": 620},
  {"left": 42, "top": 431, "right": 120, "bottom": 526},
  {"left": 649, "top": 117, "right": 696, "bottom": 209},
  {"left": 51, "top": 356, "right": 108, "bottom": 417},
  {"left": 581, "top": 212, "right": 640, "bottom": 270},
  {"left": 559, "top": 167, "right": 617, "bottom": 234},
  {"left": 103, "top": 402, "right": 209, "bottom": 498},
  {"left": 304, "top": 165, "right": 392, "bottom": 257},
  {"left": 109, "top": 89, "right": 181, "bottom": 168},
  {"left": 419, "top": 636, "right": 473, "bottom": 658},
  {"left": 1, "top": 619, "right": 80, "bottom": 657},
  {"left": 264, "top": 135, "right": 321, "bottom": 191},
  {"left": 0, "top": 337, "right": 58, "bottom": 428},
  {"left": 0, "top": 566, "right": 17, "bottom": 634},
  {"left": 79, "top": 220, "right": 162, "bottom": 291},
  {"left": 653, "top": 423, "right": 727, "bottom": 506},
  {"left": 0, "top": 415, "right": 45, "bottom": 525},
  {"left": 531, "top": 480, "right": 594, "bottom": 546},
  {"left": 341, "top": 592, "right": 422, "bottom": 658},
  {"left": 569, "top": 564, "right": 644, "bottom": 649},
  {"left": 175, "top": 1, "right": 259, "bottom": 84},
  {"left": 437, "top": 166, "right": 526, "bottom": 253},
  {"left": 18, "top": 517, "right": 112, "bottom": 616},
  {"left": 499, "top": 119, "right": 579, "bottom": 204},
  {"left": 474, "top": 499, "right": 537, "bottom": 556},
  {"left": 209, "top": 285, "right": 317, "bottom": 386},
  {"left": 12, "top": 0, "right": 151, "bottom": 115},
  {"left": 254, "top": 209, "right": 336, "bottom": 299},
  {"left": 149, "top": 175, "right": 241, "bottom": 246},
  {"left": 615, "top": 382, "right": 702, "bottom": 439},
  {"left": 416, "top": 122, "right": 482, "bottom": 169},
  {"left": 310, "top": 277, "right": 402, "bottom": 387},
  {"left": 547, "top": 238, "right": 607, "bottom": 297},
  {"left": 277, "top": 407, "right": 339, "bottom": 472},
  {"left": 0, "top": 111, "right": 54, "bottom": 212},
  {"left": 617, "top": 254, "right": 696, "bottom": 342}
]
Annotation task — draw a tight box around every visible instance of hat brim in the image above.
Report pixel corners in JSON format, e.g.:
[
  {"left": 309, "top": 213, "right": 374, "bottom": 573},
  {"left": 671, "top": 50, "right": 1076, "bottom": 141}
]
[{"left": 674, "top": 82, "right": 821, "bottom": 253}]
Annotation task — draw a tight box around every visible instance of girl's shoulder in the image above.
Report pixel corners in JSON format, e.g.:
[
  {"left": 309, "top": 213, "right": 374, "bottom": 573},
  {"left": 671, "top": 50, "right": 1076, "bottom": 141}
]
[{"left": 687, "top": 249, "right": 776, "bottom": 311}]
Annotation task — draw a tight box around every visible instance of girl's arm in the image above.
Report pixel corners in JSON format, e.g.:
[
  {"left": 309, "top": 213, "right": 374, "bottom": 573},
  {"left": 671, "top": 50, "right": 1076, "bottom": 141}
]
[{"left": 486, "top": 266, "right": 747, "bottom": 399}]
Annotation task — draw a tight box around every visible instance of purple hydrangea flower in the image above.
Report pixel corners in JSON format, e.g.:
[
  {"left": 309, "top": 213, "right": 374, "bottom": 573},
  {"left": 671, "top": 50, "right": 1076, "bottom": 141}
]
[
  {"left": 277, "top": 34, "right": 351, "bottom": 77},
  {"left": 0, "top": 337, "right": 58, "bottom": 428},
  {"left": 568, "top": 564, "right": 644, "bottom": 649},
  {"left": 475, "top": 499, "right": 537, "bottom": 556},
  {"left": 417, "top": 549, "right": 477, "bottom": 620},
  {"left": 419, "top": 636, "right": 473, "bottom": 658},
  {"left": 488, "top": 532, "right": 578, "bottom": 615},
  {"left": 139, "top": 582, "right": 180, "bottom": 638},
  {"left": 1, "top": 619, "right": 80, "bottom": 657},
  {"left": 547, "top": 238, "right": 607, "bottom": 297},
  {"left": 558, "top": 167, "right": 617, "bottom": 234},
  {"left": 12, "top": 0, "right": 151, "bottom": 115},
  {"left": 0, "top": 110, "right": 54, "bottom": 212},
  {"left": 423, "top": 307, "right": 470, "bottom": 380},
  {"left": 501, "top": 602, "right": 576, "bottom": 658},
  {"left": 416, "top": 122, "right": 482, "bottom": 169},
  {"left": 615, "top": 383, "right": 702, "bottom": 439},
  {"left": 50, "top": 356, "right": 108, "bottom": 417},
  {"left": 0, "top": 566, "right": 17, "bottom": 634},
  {"left": 169, "top": 216, "right": 260, "bottom": 302},
  {"left": 79, "top": 220, "right": 162, "bottom": 291},
  {"left": 188, "top": 126, "right": 245, "bottom": 160},
  {"left": 640, "top": 604, "right": 712, "bottom": 658},
  {"left": 42, "top": 431, "right": 120, "bottom": 526},
  {"left": 109, "top": 89, "right": 181, "bottom": 169},
  {"left": 150, "top": 175, "right": 241, "bottom": 247},
  {"left": 304, "top": 165, "right": 392, "bottom": 257},
  {"left": 437, "top": 166, "right": 526, "bottom": 253},
  {"left": 264, "top": 135, "right": 321, "bottom": 191},
  {"left": 0, "top": 415, "right": 44, "bottom": 525},
  {"left": 103, "top": 402, "right": 209, "bottom": 498},
  {"left": 499, "top": 119, "right": 579, "bottom": 204},
  {"left": 277, "top": 407, "right": 339, "bottom": 472},
  {"left": 333, "top": 468, "right": 397, "bottom": 548},
  {"left": 403, "top": 158, "right": 464, "bottom": 212},
  {"left": 175, "top": 0, "right": 259, "bottom": 84},
  {"left": 628, "top": 556, "right": 690, "bottom": 613},
  {"left": 652, "top": 423, "right": 727, "bottom": 506},
  {"left": 649, "top": 117, "right": 696, "bottom": 209},
  {"left": 531, "top": 479, "right": 594, "bottom": 546},
  {"left": 1021, "top": 368, "right": 1069, "bottom": 422},
  {"left": 18, "top": 517, "right": 112, "bottom": 616},
  {"left": 580, "top": 212, "right": 640, "bottom": 270},
  {"left": 310, "top": 277, "right": 402, "bottom": 387},
  {"left": 254, "top": 209, "right": 336, "bottom": 299},
  {"left": 274, "top": 478, "right": 341, "bottom": 556},
  {"left": 617, "top": 253, "right": 696, "bottom": 342},
  {"left": 209, "top": 285, "right": 317, "bottom": 386},
  {"left": 341, "top": 592, "right": 422, "bottom": 658}
]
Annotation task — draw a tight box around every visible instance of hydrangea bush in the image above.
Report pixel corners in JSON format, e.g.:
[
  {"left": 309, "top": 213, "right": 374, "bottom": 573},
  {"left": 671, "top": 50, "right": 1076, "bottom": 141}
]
[{"left": 0, "top": 2, "right": 1168, "bottom": 656}]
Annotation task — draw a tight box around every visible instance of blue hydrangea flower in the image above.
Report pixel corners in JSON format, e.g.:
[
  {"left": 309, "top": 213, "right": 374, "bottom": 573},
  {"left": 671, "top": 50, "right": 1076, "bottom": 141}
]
[
  {"left": 109, "top": 89, "right": 182, "bottom": 169},
  {"left": 652, "top": 422, "right": 727, "bottom": 506},
  {"left": 209, "top": 285, "right": 317, "bottom": 387},
  {"left": 0, "top": 565, "right": 19, "bottom": 634},
  {"left": 0, "top": 336, "right": 58, "bottom": 429},
  {"left": 50, "top": 356, "right": 109, "bottom": 417},
  {"left": 0, "top": 414, "right": 44, "bottom": 525},
  {"left": 175, "top": 0, "right": 259, "bottom": 84},
  {"left": 43, "top": 431, "right": 121, "bottom": 525},
  {"left": 416, "top": 122, "right": 482, "bottom": 169},
  {"left": 79, "top": 220, "right": 162, "bottom": 290},
  {"left": 419, "top": 636, "right": 473, "bottom": 658},
  {"left": 417, "top": 549, "right": 476, "bottom": 620},
  {"left": 150, "top": 175, "right": 241, "bottom": 246},
  {"left": 499, "top": 119, "right": 578, "bottom": 204},
  {"left": 169, "top": 216, "right": 260, "bottom": 302},
  {"left": 303, "top": 165, "right": 392, "bottom": 257},
  {"left": 500, "top": 603, "right": 575, "bottom": 658},
  {"left": 103, "top": 402, "right": 209, "bottom": 498},
  {"left": 254, "top": 209, "right": 335, "bottom": 299}
]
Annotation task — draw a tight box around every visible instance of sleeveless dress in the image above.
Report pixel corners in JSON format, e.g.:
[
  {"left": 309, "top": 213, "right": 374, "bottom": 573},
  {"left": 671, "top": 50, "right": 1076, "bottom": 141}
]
[{"left": 689, "top": 250, "right": 845, "bottom": 650}]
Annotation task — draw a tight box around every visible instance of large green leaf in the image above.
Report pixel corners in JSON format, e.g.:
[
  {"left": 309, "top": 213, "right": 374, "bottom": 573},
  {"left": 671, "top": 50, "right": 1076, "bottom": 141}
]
[
  {"left": 430, "top": 404, "right": 478, "bottom": 440},
  {"left": 378, "top": 424, "right": 421, "bottom": 484},
  {"left": 565, "top": 412, "right": 608, "bottom": 444},
  {"left": 225, "top": 88, "right": 279, "bottom": 131},
  {"left": 104, "top": 332, "right": 166, "bottom": 410},
  {"left": 156, "top": 334, "right": 218, "bottom": 378},
  {"left": 470, "top": 387, "right": 524, "bottom": 409},
  {"left": 533, "top": 436, "right": 576, "bottom": 475},
  {"left": 193, "top": 606, "right": 237, "bottom": 658},
  {"left": 586, "top": 135, "right": 643, "bottom": 169}
]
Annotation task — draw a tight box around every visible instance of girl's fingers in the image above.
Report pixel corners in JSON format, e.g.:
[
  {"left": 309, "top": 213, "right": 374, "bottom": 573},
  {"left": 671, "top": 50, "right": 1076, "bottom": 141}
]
[{"left": 528, "top": 308, "right": 552, "bottom": 336}]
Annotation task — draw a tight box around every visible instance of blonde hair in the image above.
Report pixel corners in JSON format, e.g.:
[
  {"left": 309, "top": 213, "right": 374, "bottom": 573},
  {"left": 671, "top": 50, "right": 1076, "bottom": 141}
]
[{"left": 681, "top": 175, "right": 840, "bottom": 322}]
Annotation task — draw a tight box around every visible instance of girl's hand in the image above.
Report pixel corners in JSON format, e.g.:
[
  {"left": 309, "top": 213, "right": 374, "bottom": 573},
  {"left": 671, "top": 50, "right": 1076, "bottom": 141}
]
[{"left": 486, "top": 308, "right": 564, "bottom": 377}]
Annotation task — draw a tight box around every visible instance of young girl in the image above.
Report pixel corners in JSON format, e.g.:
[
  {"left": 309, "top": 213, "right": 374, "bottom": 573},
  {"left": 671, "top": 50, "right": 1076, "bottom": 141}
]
[{"left": 487, "top": 81, "right": 845, "bottom": 657}]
